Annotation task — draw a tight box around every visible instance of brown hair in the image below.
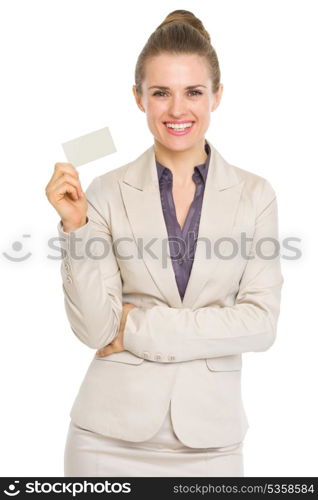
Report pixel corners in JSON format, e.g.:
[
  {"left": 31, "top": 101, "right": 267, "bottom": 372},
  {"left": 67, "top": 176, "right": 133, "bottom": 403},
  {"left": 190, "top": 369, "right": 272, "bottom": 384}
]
[{"left": 134, "top": 10, "right": 221, "bottom": 96}]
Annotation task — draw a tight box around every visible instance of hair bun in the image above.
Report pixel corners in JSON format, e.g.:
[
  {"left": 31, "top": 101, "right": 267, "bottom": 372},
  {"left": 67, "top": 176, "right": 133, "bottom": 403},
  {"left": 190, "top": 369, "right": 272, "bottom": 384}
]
[
  {"left": 156, "top": 9, "right": 211, "bottom": 43},
  {"left": 135, "top": 9, "right": 221, "bottom": 96}
]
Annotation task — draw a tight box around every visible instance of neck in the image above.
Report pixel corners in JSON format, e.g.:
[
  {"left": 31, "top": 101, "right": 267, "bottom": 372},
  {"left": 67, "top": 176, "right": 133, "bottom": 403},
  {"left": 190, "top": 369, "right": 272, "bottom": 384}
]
[{"left": 154, "top": 138, "right": 207, "bottom": 187}]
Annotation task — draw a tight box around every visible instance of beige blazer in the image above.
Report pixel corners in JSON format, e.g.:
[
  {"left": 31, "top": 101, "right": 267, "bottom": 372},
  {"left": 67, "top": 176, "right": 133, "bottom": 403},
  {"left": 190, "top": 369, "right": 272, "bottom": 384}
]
[{"left": 57, "top": 138, "right": 284, "bottom": 448}]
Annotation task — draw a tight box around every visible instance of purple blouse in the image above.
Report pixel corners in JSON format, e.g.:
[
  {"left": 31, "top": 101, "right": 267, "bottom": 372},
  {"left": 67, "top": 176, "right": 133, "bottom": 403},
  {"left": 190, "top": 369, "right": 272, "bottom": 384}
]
[{"left": 156, "top": 140, "right": 211, "bottom": 301}]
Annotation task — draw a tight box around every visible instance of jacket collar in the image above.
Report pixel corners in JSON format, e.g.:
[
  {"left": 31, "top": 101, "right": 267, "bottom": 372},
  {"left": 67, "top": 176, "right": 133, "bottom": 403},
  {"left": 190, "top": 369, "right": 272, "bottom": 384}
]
[
  {"left": 155, "top": 140, "right": 211, "bottom": 185},
  {"left": 119, "top": 138, "right": 244, "bottom": 308},
  {"left": 122, "top": 138, "right": 240, "bottom": 192}
]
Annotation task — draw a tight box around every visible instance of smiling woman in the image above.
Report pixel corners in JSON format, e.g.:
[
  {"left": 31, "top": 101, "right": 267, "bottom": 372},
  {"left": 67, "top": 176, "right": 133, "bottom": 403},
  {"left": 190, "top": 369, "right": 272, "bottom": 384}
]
[
  {"left": 48, "top": 8, "right": 283, "bottom": 478},
  {"left": 132, "top": 49, "right": 223, "bottom": 170}
]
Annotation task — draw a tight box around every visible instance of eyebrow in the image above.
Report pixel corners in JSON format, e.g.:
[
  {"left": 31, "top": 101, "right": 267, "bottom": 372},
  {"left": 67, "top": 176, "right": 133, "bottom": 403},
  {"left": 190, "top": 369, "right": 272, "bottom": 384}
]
[{"left": 148, "top": 85, "right": 207, "bottom": 90}]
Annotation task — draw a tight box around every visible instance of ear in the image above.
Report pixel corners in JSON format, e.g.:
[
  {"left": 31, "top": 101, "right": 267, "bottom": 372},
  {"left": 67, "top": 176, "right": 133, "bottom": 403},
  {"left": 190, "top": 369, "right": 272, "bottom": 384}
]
[
  {"left": 132, "top": 85, "right": 145, "bottom": 112},
  {"left": 211, "top": 83, "right": 224, "bottom": 112}
]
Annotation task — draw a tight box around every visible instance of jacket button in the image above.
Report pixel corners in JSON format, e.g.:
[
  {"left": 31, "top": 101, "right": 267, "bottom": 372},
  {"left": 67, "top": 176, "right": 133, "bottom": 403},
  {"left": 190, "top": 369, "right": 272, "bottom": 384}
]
[
  {"left": 168, "top": 354, "right": 175, "bottom": 361},
  {"left": 142, "top": 351, "right": 150, "bottom": 359},
  {"left": 154, "top": 353, "right": 162, "bottom": 360}
]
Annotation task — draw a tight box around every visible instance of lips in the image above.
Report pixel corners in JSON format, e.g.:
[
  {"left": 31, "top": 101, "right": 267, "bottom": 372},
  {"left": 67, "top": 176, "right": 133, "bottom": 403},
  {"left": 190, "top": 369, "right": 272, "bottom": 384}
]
[
  {"left": 163, "top": 121, "right": 195, "bottom": 136},
  {"left": 163, "top": 121, "right": 194, "bottom": 125}
]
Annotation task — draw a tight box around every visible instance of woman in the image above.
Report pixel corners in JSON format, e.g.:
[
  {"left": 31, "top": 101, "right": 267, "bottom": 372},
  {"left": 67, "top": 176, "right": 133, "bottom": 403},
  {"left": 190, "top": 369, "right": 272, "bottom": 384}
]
[{"left": 46, "top": 9, "right": 283, "bottom": 477}]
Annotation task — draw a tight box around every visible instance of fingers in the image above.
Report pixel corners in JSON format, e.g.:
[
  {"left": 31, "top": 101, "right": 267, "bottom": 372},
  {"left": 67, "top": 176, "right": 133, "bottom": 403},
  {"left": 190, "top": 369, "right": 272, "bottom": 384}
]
[
  {"left": 45, "top": 163, "right": 81, "bottom": 200},
  {"left": 54, "top": 173, "right": 84, "bottom": 198},
  {"left": 96, "top": 343, "right": 122, "bottom": 357},
  {"left": 52, "top": 162, "right": 79, "bottom": 183},
  {"left": 96, "top": 345, "right": 113, "bottom": 356},
  {"left": 57, "top": 182, "right": 79, "bottom": 202},
  {"left": 122, "top": 303, "right": 136, "bottom": 314},
  {"left": 46, "top": 172, "right": 84, "bottom": 202},
  {"left": 122, "top": 302, "right": 136, "bottom": 310}
]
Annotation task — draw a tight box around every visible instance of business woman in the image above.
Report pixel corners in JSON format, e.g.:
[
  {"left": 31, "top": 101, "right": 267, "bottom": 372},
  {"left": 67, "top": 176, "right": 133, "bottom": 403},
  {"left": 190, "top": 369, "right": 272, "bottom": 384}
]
[{"left": 46, "top": 9, "right": 283, "bottom": 477}]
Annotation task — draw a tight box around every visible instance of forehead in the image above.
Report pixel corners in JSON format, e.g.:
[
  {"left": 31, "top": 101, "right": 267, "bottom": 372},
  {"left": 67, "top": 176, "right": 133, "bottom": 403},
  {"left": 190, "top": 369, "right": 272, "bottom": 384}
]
[{"left": 143, "top": 53, "right": 210, "bottom": 86}]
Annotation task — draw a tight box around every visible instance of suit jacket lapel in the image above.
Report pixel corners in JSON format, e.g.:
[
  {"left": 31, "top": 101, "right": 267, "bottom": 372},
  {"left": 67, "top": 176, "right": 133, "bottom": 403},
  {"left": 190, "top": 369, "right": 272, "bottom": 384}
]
[
  {"left": 118, "top": 138, "right": 244, "bottom": 309},
  {"left": 119, "top": 145, "right": 183, "bottom": 307},
  {"left": 181, "top": 140, "right": 244, "bottom": 308}
]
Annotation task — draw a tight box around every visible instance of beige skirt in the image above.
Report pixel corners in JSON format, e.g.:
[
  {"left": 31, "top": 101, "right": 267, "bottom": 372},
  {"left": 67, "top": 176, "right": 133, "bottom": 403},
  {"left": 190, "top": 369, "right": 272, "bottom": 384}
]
[{"left": 64, "top": 403, "right": 244, "bottom": 477}]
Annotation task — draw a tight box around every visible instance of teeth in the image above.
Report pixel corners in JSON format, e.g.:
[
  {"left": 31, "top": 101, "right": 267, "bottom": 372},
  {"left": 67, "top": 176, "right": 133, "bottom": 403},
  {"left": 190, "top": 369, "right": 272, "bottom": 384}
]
[{"left": 165, "top": 122, "right": 193, "bottom": 129}]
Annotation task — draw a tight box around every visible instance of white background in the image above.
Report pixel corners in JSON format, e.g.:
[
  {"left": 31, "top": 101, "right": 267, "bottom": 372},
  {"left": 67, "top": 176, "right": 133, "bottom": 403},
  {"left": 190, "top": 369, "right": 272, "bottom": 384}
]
[{"left": 0, "top": 0, "right": 317, "bottom": 477}]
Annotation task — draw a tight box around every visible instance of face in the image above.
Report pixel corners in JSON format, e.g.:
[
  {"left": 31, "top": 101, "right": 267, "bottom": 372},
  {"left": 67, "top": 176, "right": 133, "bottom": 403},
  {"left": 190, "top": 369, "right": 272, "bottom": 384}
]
[{"left": 133, "top": 53, "right": 223, "bottom": 152}]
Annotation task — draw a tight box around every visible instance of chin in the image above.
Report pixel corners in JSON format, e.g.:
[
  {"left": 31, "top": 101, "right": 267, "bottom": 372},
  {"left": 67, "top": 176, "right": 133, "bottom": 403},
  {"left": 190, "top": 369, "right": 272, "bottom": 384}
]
[{"left": 155, "top": 135, "right": 204, "bottom": 152}]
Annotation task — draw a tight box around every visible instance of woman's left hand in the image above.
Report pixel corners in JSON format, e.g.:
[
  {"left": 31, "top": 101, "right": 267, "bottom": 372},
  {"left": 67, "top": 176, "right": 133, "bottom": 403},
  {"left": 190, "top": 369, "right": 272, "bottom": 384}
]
[{"left": 95, "top": 303, "right": 136, "bottom": 357}]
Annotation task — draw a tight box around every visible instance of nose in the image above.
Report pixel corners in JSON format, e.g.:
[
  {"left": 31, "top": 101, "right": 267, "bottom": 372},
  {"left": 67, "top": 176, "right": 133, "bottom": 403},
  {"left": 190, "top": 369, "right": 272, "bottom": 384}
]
[{"left": 168, "top": 94, "right": 188, "bottom": 118}]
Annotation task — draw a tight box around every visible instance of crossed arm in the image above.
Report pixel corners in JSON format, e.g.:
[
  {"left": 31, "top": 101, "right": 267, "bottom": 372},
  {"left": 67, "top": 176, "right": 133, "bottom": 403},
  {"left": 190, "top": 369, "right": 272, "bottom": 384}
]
[{"left": 58, "top": 176, "right": 283, "bottom": 361}]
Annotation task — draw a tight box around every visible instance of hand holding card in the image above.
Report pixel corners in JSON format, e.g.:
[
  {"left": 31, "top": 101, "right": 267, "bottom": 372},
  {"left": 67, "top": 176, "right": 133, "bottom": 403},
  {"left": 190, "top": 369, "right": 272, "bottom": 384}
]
[
  {"left": 45, "top": 161, "right": 88, "bottom": 233},
  {"left": 45, "top": 126, "right": 116, "bottom": 232}
]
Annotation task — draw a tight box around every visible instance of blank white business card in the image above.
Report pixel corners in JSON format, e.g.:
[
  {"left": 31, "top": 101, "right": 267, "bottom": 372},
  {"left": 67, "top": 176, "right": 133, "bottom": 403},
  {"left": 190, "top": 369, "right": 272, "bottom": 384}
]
[{"left": 62, "top": 126, "right": 116, "bottom": 167}]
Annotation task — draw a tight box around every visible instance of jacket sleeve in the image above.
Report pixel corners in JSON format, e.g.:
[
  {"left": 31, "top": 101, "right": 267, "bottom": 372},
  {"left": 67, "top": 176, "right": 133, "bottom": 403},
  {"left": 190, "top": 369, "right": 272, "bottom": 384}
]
[
  {"left": 123, "top": 179, "right": 284, "bottom": 362},
  {"left": 57, "top": 176, "right": 122, "bottom": 349}
]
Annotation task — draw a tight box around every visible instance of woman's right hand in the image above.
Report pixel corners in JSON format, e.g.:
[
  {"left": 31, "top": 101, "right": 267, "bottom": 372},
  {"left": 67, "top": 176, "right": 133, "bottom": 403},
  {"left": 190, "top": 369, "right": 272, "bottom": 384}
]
[{"left": 45, "top": 162, "right": 88, "bottom": 232}]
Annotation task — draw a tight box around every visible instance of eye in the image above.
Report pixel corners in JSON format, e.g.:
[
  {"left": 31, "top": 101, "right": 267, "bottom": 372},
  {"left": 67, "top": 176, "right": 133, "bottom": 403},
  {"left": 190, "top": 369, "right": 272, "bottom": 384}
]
[
  {"left": 152, "top": 89, "right": 203, "bottom": 97},
  {"left": 152, "top": 91, "right": 167, "bottom": 97},
  {"left": 188, "top": 90, "right": 203, "bottom": 96}
]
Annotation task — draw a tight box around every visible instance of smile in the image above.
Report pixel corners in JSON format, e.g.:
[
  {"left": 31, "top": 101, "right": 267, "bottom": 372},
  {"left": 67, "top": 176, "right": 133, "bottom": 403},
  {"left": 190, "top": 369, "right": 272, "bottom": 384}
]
[{"left": 163, "top": 121, "right": 194, "bottom": 135}]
